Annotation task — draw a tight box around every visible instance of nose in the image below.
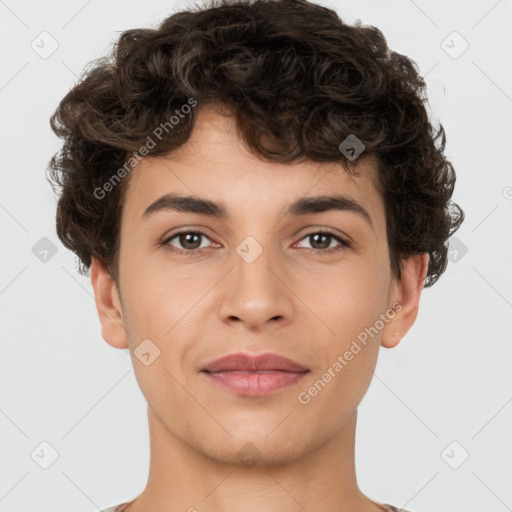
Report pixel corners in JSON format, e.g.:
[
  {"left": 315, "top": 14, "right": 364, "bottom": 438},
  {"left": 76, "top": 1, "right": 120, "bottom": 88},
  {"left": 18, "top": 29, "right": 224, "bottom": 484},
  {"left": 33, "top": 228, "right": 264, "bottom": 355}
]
[{"left": 217, "top": 240, "right": 295, "bottom": 331}]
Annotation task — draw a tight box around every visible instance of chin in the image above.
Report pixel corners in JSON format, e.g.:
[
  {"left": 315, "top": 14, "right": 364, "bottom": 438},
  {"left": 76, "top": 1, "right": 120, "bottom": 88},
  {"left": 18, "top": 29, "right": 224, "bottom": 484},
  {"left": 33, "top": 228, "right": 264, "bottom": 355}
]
[
  {"left": 206, "top": 443, "right": 306, "bottom": 468},
  {"left": 196, "top": 427, "right": 311, "bottom": 468}
]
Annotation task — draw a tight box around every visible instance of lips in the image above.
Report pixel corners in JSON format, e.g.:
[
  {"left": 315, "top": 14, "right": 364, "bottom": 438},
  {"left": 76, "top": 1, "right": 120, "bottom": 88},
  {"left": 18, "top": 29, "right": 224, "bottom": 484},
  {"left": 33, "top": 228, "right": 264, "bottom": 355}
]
[
  {"left": 200, "top": 352, "right": 309, "bottom": 373},
  {"left": 200, "top": 352, "right": 309, "bottom": 396}
]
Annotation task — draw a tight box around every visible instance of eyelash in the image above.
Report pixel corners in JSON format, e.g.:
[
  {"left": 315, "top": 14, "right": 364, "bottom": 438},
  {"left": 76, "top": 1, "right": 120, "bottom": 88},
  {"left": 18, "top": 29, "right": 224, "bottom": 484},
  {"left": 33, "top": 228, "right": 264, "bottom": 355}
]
[{"left": 161, "top": 228, "right": 351, "bottom": 256}]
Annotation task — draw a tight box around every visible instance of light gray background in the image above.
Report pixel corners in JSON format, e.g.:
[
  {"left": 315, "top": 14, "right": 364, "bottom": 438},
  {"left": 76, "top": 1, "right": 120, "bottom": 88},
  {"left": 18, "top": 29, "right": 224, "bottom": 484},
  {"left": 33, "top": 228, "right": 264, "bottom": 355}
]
[{"left": 1, "top": 1, "right": 511, "bottom": 511}]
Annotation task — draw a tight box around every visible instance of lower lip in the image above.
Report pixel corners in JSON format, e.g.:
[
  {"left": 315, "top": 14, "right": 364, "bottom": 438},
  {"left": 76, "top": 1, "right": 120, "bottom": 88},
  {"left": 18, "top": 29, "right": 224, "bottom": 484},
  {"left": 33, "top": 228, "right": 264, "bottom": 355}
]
[{"left": 201, "top": 370, "right": 309, "bottom": 396}]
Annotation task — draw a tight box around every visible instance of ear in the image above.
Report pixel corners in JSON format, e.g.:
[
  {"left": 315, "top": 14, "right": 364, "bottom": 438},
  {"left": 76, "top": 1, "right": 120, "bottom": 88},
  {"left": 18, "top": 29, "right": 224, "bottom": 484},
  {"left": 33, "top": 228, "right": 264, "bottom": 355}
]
[
  {"left": 381, "top": 253, "right": 429, "bottom": 349},
  {"left": 90, "top": 256, "right": 129, "bottom": 349}
]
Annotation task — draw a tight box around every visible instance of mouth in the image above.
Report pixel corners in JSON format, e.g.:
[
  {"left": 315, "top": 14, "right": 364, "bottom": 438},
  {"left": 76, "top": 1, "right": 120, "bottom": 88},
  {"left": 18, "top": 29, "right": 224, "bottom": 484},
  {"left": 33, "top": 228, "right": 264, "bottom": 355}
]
[{"left": 199, "top": 351, "right": 310, "bottom": 396}]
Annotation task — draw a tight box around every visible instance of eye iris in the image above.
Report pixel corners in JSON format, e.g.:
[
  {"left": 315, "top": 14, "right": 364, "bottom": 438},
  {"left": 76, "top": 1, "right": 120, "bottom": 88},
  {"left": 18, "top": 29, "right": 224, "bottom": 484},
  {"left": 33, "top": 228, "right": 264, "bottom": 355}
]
[
  {"left": 180, "top": 232, "right": 202, "bottom": 249},
  {"left": 311, "top": 233, "right": 330, "bottom": 249}
]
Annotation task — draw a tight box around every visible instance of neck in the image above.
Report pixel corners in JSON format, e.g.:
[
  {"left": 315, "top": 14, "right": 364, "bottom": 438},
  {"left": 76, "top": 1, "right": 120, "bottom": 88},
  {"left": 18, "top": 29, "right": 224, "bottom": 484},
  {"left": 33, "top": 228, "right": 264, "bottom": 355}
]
[{"left": 123, "top": 407, "right": 386, "bottom": 512}]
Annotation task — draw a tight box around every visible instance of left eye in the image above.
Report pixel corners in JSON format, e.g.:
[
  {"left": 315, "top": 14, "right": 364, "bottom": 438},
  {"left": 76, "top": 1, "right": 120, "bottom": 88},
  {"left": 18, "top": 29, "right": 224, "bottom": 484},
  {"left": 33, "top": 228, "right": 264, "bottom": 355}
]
[{"left": 295, "top": 232, "right": 349, "bottom": 252}]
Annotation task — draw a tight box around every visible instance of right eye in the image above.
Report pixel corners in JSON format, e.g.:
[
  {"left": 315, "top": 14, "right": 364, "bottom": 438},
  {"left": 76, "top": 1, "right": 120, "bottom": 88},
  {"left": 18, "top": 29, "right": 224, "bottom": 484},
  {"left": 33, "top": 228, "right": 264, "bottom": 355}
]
[{"left": 162, "top": 229, "right": 215, "bottom": 254}]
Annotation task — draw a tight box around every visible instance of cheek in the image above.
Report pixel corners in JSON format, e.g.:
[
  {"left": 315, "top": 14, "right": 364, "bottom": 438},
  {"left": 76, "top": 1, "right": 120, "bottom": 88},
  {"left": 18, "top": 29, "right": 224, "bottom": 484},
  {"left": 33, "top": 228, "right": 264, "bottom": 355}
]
[
  {"left": 305, "top": 259, "right": 388, "bottom": 394},
  {"left": 120, "top": 254, "right": 195, "bottom": 334},
  {"left": 302, "top": 279, "right": 383, "bottom": 416},
  {"left": 314, "top": 260, "right": 388, "bottom": 338},
  {"left": 120, "top": 263, "right": 210, "bottom": 377}
]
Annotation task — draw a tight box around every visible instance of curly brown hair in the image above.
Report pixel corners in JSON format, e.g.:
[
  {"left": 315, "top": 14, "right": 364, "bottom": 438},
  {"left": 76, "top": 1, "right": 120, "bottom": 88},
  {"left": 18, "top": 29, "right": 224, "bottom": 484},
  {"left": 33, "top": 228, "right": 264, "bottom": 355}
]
[{"left": 46, "top": 0, "right": 464, "bottom": 288}]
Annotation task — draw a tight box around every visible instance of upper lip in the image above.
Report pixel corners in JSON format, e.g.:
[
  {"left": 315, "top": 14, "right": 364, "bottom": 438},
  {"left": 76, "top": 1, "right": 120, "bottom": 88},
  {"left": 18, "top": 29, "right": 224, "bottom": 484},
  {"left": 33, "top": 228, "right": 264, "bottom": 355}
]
[{"left": 201, "top": 352, "right": 309, "bottom": 373}]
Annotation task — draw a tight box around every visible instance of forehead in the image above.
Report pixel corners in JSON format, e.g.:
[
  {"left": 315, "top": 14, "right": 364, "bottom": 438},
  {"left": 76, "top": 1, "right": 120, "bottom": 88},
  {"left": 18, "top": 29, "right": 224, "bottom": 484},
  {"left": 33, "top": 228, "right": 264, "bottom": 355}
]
[{"left": 122, "top": 105, "right": 385, "bottom": 231}]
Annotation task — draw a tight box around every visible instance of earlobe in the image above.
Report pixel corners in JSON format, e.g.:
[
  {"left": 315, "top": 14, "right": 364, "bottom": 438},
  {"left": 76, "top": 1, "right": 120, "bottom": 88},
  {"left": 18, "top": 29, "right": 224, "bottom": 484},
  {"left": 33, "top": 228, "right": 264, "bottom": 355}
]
[
  {"left": 381, "top": 253, "right": 429, "bottom": 349},
  {"left": 90, "top": 257, "right": 129, "bottom": 349}
]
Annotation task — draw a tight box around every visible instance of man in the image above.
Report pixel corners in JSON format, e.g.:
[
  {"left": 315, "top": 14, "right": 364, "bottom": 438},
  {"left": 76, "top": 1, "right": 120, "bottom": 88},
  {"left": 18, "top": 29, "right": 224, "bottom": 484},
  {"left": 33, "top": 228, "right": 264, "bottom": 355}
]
[{"left": 47, "top": 0, "right": 464, "bottom": 510}]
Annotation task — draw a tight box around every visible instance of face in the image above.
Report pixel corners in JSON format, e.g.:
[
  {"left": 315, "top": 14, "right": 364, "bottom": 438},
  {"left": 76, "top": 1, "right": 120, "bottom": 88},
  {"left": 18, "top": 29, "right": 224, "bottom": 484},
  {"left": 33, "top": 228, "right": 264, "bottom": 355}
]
[{"left": 92, "top": 104, "right": 426, "bottom": 466}]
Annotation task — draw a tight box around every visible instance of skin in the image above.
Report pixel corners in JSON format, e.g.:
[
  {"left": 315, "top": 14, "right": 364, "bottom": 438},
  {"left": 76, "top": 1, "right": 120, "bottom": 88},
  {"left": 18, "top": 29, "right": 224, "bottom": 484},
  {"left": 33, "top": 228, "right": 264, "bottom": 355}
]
[{"left": 90, "top": 103, "right": 428, "bottom": 512}]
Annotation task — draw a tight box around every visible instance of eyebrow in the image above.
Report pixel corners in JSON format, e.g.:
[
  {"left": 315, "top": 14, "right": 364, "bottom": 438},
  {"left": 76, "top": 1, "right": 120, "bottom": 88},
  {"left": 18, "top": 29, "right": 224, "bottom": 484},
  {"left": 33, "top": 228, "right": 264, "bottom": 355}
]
[{"left": 142, "top": 192, "right": 373, "bottom": 228}]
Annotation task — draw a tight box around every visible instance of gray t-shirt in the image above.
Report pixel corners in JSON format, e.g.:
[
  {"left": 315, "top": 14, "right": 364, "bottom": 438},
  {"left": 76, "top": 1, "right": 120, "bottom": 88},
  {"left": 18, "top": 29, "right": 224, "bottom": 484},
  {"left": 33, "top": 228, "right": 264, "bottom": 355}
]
[{"left": 100, "top": 503, "right": 413, "bottom": 511}]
